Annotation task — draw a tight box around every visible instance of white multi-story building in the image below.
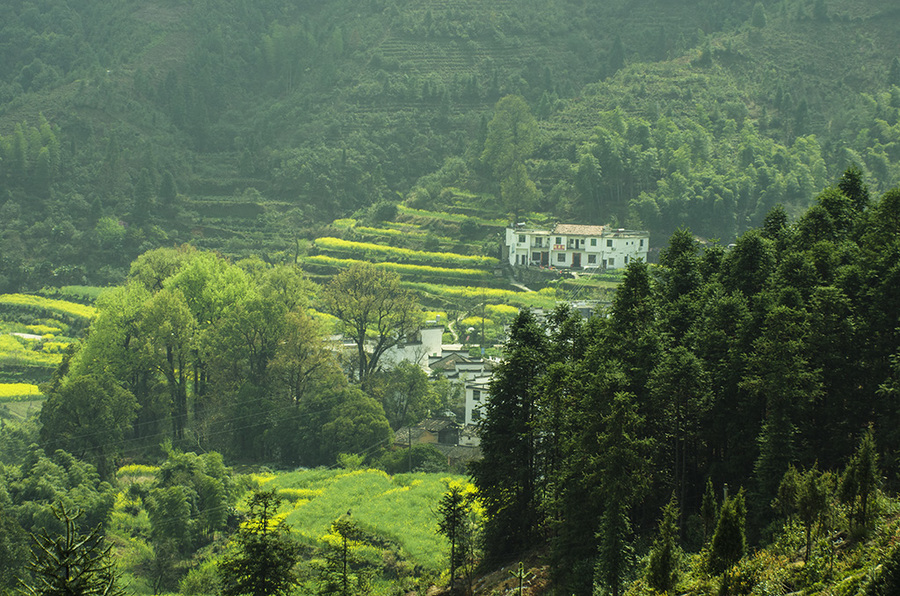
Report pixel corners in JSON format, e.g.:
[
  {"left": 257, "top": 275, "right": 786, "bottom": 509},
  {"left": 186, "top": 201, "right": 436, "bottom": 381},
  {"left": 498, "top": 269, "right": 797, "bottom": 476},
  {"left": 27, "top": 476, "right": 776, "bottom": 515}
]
[
  {"left": 504, "top": 223, "right": 649, "bottom": 269},
  {"left": 464, "top": 376, "right": 491, "bottom": 427}
]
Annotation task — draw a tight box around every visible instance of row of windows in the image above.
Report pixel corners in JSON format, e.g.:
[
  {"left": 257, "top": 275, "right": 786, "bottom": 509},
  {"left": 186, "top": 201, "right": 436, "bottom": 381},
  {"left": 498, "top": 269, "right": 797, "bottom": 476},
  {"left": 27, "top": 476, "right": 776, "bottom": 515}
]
[{"left": 518, "top": 235, "right": 644, "bottom": 248}]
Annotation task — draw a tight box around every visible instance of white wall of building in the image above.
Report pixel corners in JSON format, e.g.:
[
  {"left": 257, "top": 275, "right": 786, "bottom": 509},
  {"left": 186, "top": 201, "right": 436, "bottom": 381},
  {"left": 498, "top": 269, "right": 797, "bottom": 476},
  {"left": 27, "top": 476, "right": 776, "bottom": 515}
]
[
  {"left": 464, "top": 379, "right": 490, "bottom": 426},
  {"left": 505, "top": 226, "right": 649, "bottom": 269}
]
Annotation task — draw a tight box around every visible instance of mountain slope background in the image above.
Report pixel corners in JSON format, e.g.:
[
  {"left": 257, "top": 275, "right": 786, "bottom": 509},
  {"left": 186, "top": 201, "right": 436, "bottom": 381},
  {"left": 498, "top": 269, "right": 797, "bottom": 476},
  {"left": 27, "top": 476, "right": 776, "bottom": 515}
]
[{"left": 1, "top": 0, "right": 899, "bottom": 288}]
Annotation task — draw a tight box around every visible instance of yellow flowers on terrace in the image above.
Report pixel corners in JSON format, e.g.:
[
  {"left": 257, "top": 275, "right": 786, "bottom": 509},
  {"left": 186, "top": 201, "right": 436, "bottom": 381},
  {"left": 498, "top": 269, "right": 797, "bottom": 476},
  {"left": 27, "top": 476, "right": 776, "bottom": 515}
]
[
  {"left": 277, "top": 488, "right": 325, "bottom": 500},
  {"left": 305, "top": 255, "right": 490, "bottom": 280},
  {"left": 116, "top": 464, "right": 160, "bottom": 478},
  {"left": 0, "top": 383, "right": 42, "bottom": 401},
  {"left": 314, "top": 237, "right": 499, "bottom": 268},
  {"left": 0, "top": 293, "right": 96, "bottom": 319}
]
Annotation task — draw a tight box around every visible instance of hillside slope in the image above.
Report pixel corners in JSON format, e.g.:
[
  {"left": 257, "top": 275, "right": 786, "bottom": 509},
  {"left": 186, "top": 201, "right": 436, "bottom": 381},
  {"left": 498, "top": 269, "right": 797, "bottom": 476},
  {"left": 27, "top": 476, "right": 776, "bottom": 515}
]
[{"left": 0, "top": 0, "right": 898, "bottom": 288}]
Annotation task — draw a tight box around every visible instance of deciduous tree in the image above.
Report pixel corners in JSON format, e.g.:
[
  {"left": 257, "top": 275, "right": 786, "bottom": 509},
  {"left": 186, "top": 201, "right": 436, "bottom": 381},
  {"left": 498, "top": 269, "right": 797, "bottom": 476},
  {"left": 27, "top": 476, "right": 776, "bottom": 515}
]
[{"left": 322, "top": 262, "right": 422, "bottom": 383}]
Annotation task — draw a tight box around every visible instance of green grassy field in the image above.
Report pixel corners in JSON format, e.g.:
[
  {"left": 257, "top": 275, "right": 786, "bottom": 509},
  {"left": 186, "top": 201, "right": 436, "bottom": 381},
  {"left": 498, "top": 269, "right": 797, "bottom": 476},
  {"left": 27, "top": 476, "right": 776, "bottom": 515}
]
[
  {"left": 257, "top": 468, "right": 463, "bottom": 572},
  {"left": 109, "top": 465, "right": 466, "bottom": 595}
]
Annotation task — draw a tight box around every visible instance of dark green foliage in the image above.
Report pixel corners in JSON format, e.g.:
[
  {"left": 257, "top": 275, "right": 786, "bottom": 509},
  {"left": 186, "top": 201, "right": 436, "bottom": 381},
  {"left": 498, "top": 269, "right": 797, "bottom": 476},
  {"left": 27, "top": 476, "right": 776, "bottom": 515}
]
[
  {"left": 592, "top": 392, "right": 651, "bottom": 596},
  {"left": 840, "top": 426, "right": 880, "bottom": 534},
  {"left": 39, "top": 374, "right": 138, "bottom": 480},
  {"left": 796, "top": 465, "right": 829, "bottom": 561},
  {"left": 890, "top": 57, "right": 900, "bottom": 87},
  {"left": 376, "top": 444, "right": 448, "bottom": 475},
  {"left": 470, "top": 309, "right": 546, "bottom": 563},
  {"left": 839, "top": 166, "right": 870, "bottom": 212},
  {"left": 220, "top": 490, "right": 300, "bottom": 596},
  {"left": 751, "top": 3, "right": 767, "bottom": 28},
  {"left": 21, "top": 504, "right": 123, "bottom": 596},
  {"left": 709, "top": 490, "right": 746, "bottom": 576},
  {"left": 364, "top": 361, "right": 440, "bottom": 430},
  {"left": 0, "top": 481, "right": 28, "bottom": 592},
  {"left": 608, "top": 36, "right": 626, "bottom": 76},
  {"left": 701, "top": 479, "right": 717, "bottom": 543},
  {"left": 745, "top": 305, "right": 821, "bottom": 511}
]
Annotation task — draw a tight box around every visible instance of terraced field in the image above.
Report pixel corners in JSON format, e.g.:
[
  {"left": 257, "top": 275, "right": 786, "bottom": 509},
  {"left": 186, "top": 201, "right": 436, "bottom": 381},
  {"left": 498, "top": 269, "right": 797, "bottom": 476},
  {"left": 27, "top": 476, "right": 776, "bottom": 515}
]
[
  {"left": 0, "top": 290, "right": 98, "bottom": 391},
  {"left": 303, "top": 206, "right": 617, "bottom": 347}
]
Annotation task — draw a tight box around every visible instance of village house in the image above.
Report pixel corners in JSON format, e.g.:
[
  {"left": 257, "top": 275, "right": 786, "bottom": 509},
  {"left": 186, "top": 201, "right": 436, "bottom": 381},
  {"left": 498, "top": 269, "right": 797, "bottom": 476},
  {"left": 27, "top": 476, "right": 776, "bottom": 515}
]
[{"left": 504, "top": 223, "right": 649, "bottom": 269}]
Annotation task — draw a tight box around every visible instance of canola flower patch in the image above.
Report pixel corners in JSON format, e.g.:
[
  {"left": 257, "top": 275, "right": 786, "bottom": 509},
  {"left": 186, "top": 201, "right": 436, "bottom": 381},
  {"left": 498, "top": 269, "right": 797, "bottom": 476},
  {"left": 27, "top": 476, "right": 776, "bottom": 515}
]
[
  {"left": 304, "top": 255, "right": 491, "bottom": 280},
  {"left": 0, "top": 382, "right": 42, "bottom": 402},
  {"left": 314, "top": 237, "right": 499, "bottom": 268},
  {"left": 0, "top": 294, "right": 96, "bottom": 319}
]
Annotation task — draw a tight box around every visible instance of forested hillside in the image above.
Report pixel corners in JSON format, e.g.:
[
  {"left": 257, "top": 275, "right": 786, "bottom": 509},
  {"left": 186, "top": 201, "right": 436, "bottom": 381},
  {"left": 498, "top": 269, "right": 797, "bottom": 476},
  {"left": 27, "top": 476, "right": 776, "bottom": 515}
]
[{"left": 1, "top": 0, "right": 899, "bottom": 290}]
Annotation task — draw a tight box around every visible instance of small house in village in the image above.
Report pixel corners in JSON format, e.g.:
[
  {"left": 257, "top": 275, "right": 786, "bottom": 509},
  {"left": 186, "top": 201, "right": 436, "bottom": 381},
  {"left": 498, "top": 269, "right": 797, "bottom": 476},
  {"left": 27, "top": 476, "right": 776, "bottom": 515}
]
[{"left": 504, "top": 223, "right": 649, "bottom": 269}]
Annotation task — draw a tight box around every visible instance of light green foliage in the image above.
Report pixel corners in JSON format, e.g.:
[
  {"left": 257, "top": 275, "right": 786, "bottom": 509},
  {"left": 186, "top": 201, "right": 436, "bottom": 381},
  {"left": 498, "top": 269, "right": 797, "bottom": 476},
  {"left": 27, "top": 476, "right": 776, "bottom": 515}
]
[
  {"left": 304, "top": 255, "right": 491, "bottom": 281},
  {"left": 322, "top": 262, "right": 423, "bottom": 382},
  {"left": 0, "top": 383, "right": 41, "bottom": 402},
  {"left": 0, "top": 294, "right": 96, "bottom": 320}
]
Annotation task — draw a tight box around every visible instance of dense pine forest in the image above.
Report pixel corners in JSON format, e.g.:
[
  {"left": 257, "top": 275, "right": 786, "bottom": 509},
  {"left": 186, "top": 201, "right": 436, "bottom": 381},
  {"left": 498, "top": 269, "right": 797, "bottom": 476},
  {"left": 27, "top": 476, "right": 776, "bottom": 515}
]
[
  {"left": 474, "top": 170, "right": 900, "bottom": 594},
  {"left": 3, "top": 0, "right": 900, "bottom": 594}
]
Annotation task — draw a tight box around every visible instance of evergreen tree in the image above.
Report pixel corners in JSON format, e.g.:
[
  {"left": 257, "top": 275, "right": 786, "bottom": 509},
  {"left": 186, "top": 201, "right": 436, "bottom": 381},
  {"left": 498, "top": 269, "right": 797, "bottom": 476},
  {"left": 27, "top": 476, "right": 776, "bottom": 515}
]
[
  {"left": 481, "top": 95, "right": 538, "bottom": 183},
  {"left": 608, "top": 35, "right": 625, "bottom": 76},
  {"left": 838, "top": 165, "right": 870, "bottom": 212},
  {"left": 318, "top": 517, "right": 371, "bottom": 596},
  {"left": 159, "top": 171, "right": 178, "bottom": 212},
  {"left": 437, "top": 481, "right": 479, "bottom": 593},
  {"left": 220, "top": 490, "right": 300, "bottom": 596},
  {"left": 709, "top": 490, "right": 747, "bottom": 582},
  {"left": 890, "top": 57, "right": 900, "bottom": 87},
  {"left": 701, "top": 479, "right": 717, "bottom": 543},
  {"left": 646, "top": 494, "right": 681, "bottom": 594},
  {"left": 132, "top": 168, "right": 154, "bottom": 226},
  {"left": 743, "top": 306, "right": 821, "bottom": 513},
  {"left": 471, "top": 309, "right": 547, "bottom": 563},
  {"left": 751, "top": 3, "right": 767, "bottom": 28},
  {"left": 592, "top": 392, "right": 650, "bottom": 596},
  {"left": 840, "top": 426, "right": 880, "bottom": 534},
  {"left": 21, "top": 504, "right": 123, "bottom": 596},
  {"left": 796, "top": 465, "right": 828, "bottom": 561}
]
